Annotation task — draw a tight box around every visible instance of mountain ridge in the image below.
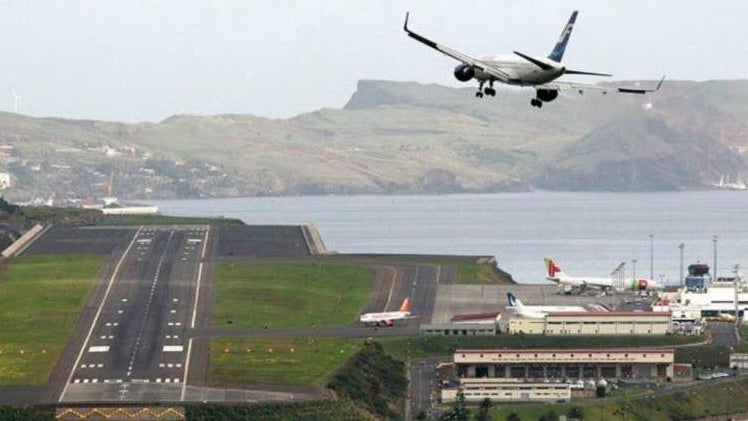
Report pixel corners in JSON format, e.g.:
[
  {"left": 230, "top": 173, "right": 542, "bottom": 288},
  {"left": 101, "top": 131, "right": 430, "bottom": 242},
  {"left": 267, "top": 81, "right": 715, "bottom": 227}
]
[{"left": 0, "top": 79, "right": 745, "bottom": 201}]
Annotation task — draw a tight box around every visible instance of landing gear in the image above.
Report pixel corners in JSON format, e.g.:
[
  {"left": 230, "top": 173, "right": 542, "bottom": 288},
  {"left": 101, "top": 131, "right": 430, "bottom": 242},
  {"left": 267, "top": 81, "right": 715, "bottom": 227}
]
[
  {"left": 476, "top": 80, "right": 487, "bottom": 98},
  {"left": 530, "top": 98, "right": 543, "bottom": 108},
  {"left": 484, "top": 87, "right": 496, "bottom": 96}
]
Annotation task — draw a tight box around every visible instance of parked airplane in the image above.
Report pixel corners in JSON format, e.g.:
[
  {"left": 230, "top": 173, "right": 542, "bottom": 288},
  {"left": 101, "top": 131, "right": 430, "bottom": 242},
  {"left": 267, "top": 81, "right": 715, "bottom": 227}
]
[
  {"left": 505, "top": 292, "right": 586, "bottom": 318},
  {"left": 545, "top": 258, "right": 620, "bottom": 293},
  {"left": 629, "top": 277, "right": 664, "bottom": 292},
  {"left": 359, "top": 297, "right": 416, "bottom": 327},
  {"left": 545, "top": 258, "right": 662, "bottom": 293},
  {"left": 404, "top": 11, "right": 664, "bottom": 108}
]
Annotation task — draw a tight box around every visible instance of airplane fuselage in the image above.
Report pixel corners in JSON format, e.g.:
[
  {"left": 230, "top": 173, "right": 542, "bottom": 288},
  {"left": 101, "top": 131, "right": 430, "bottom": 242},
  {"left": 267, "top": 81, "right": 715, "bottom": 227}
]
[
  {"left": 474, "top": 55, "right": 565, "bottom": 85},
  {"left": 359, "top": 311, "right": 410, "bottom": 326}
]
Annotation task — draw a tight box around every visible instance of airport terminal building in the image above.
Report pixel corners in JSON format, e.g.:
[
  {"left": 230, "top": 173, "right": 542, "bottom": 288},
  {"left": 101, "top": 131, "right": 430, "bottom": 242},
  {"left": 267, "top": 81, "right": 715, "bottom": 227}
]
[
  {"left": 441, "top": 347, "right": 676, "bottom": 402},
  {"left": 507, "top": 311, "right": 672, "bottom": 335},
  {"left": 454, "top": 347, "right": 675, "bottom": 380}
]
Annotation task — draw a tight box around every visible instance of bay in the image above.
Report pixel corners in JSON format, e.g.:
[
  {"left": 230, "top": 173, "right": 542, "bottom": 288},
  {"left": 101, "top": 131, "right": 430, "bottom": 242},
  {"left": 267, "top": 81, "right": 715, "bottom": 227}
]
[{"left": 148, "top": 191, "right": 748, "bottom": 285}]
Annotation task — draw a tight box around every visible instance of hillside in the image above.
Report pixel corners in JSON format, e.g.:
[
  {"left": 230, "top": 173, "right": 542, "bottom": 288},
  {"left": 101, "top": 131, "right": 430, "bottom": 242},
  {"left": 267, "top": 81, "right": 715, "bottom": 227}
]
[{"left": 0, "top": 79, "right": 746, "bottom": 201}]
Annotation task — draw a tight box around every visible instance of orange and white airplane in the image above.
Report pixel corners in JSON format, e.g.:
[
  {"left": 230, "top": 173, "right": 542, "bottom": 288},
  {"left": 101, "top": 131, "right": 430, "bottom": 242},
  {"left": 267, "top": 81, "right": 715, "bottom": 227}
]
[{"left": 359, "top": 297, "right": 416, "bottom": 327}]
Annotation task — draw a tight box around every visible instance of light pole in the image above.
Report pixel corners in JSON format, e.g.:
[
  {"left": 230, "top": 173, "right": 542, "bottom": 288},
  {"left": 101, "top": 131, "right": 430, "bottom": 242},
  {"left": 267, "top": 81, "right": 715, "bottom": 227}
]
[
  {"left": 632, "top": 259, "right": 637, "bottom": 284},
  {"left": 649, "top": 234, "right": 654, "bottom": 280},
  {"left": 679, "top": 243, "right": 685, "bottom": 287},
  {"left": 713, "top": 235, "right": 718, "bottom": 281}
]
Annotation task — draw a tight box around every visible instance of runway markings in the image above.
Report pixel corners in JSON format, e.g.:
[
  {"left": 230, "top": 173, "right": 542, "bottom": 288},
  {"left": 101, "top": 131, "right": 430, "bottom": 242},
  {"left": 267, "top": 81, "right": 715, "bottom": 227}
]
[
  {"left": 163, "top": 345, "right": 183, "bottom": 352},
  {"left": 88, "top": 346, "right": 109, "bottom": 353}
]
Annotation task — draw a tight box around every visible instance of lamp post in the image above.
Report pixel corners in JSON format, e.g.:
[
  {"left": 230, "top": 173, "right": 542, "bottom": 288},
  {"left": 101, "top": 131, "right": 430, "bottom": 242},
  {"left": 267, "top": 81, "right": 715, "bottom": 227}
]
[
  {"left": 632, "top": 259, "right": 637, "bottom": 281},
  {"left": 679, "top": 243, "right": 685, "bottom": 287},
  {"left": 649, "top": 234, "right": 654, "bottom": 280},
  {"left": 713, "top": 235, "right": 718, "bottom": 280}
]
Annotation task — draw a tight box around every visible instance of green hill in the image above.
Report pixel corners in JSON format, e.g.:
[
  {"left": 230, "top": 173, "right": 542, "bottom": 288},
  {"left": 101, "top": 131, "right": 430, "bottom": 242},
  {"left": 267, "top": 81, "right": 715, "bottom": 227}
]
[{"left": 1, "top": 79, "right": 747, "bottom": 200}]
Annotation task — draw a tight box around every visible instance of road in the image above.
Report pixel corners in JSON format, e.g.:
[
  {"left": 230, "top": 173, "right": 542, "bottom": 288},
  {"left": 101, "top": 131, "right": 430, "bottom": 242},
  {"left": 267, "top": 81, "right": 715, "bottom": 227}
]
[{"left": 57, "top": 225, "right": 209, "bottom": 402}]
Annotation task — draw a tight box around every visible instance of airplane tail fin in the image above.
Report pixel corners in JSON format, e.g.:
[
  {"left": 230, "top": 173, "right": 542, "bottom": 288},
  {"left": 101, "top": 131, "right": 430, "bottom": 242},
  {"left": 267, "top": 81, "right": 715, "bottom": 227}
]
[
  {"left": 506, "top": 292, "right": 523, "bottom": 308},
  {"left": 399, "top": 297, "right": 411, "bottom": 313},
  {"left": 544, "top": 257, "right": 565, "bottom": 279},
  {"left": 548, "top": 11, "right": 577, "bottom": 62}
]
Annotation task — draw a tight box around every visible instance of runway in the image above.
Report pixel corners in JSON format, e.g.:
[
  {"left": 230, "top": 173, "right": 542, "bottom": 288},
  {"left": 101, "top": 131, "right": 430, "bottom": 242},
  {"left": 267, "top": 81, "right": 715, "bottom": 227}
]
[{"left": 57, "top": 226, "right": 210, "bottom": 402}]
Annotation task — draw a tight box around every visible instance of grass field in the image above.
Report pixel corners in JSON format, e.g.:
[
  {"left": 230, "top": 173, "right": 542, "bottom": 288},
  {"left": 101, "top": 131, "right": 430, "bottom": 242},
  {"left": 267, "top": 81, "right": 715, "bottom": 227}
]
[
  {"left": 455, "top": 261, "right": 513, "bottom": 284},
  {"left": 480, "top": 375, "right": 748, "bottom": 420},
  {"left": 209, "top": 337, "right": 363, "bottom": 386},
  {"left": 378, "top": 334, "right": 704, "bottom": 361},
  {"left": 212, "top": 262, "right": 373, "bottom": 328},
  {"left": 0, "top": 254, "right": 105, "bottom": 385}
]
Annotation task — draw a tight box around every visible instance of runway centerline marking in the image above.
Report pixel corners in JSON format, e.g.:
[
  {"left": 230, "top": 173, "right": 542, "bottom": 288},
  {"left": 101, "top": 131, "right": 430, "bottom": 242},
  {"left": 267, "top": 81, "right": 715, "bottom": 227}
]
[
  {"left": 59, "top": 226, "right": 144, "bottom": 402},
  {"left": 125, "top": 229, "right": 176, "bottom": 377}
]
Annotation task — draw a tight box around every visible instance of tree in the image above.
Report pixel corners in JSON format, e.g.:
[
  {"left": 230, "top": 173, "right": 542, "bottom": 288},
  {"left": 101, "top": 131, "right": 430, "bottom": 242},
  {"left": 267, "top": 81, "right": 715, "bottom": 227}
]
[
  {"left": 596, "top": 385, "right": 607, "bottom": 398},
  {"left": 567, "top": 406, "right": 584, "bottom": 420},
  {"left": 476, "top": 397, "right": 492, "bottom": 421},
  {"left": 440, "top": 388, "right": 469, "bottom": 421},
  {"left": 506, "top": 412, "right": 521, "bottom": 421}
]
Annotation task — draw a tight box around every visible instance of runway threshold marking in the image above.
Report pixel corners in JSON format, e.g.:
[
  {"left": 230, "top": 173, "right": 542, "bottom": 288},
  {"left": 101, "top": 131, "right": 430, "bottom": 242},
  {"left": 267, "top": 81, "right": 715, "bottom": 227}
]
[
  {"left": 59, "top": 226, "right": 144, "bottom": 402},
  {"left": 181, "top": 225, "right": 211, "bottom": 401}
]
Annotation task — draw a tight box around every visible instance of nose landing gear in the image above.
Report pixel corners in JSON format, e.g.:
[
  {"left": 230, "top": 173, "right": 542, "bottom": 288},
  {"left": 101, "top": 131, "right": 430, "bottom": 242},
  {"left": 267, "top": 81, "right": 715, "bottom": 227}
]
[{"left": 530, "top": 98, "right": 543, "bottom": 108}]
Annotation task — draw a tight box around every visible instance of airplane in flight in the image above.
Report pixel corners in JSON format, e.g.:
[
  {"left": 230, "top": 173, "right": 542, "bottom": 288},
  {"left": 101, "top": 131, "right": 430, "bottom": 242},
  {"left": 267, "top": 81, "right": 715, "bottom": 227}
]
[
  {"left": 545, "top": 258, "right": 663, "bottom": 293},
  {"left": 359, "top": 297, "right": 416, "bottom": 327},
  {"left": 403, "top": 11, "right": 664, "bottom": 108},
  {"left": 505, "top": 292, "right": 587, "bottom": 319}
]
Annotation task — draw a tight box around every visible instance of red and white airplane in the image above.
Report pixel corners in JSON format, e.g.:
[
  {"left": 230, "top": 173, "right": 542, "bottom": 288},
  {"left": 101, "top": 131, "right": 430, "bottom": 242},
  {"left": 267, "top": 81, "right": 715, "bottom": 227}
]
[
  {"left": 545, "top": 258, "right": 662, "bottom": 293},
  {"left": 359, "top": 297, "right": 416, "bottom": 327}
]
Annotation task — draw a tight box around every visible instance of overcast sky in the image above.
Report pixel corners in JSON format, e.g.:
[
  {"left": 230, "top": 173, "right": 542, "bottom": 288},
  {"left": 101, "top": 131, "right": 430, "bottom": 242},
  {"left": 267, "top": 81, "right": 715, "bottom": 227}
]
[{"left": 0, "top": 1, "right": 745, "bottom": 122}]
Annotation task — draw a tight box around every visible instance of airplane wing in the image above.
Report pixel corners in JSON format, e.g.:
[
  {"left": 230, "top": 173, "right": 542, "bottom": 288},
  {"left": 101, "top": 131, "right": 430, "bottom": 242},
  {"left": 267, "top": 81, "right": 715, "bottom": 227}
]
[
  {"left": 539, "top": 76, "right": 665, "bottom": 95},
  {"left": 404, "top": 13, "right": 510, "bottom": 83}
]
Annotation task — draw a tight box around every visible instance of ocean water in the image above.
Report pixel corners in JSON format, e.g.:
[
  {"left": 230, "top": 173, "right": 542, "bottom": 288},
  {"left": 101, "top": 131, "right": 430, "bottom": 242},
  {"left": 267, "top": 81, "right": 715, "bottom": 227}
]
[{"left": 148, "top": 191, "right": 748, "bottom": 285}]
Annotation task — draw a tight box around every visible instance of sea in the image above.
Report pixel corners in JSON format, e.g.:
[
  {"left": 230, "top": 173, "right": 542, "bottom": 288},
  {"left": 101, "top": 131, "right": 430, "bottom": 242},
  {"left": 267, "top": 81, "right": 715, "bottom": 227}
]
[{"left": 148, "top": 191, "right": 748, "bottom": 285}]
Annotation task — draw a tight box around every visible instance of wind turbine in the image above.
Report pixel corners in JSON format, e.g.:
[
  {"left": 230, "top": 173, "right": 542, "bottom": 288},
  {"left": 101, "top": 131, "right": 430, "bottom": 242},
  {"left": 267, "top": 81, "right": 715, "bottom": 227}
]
[{"left": 12, "top": 90, "right": 21, "bottom": 114}]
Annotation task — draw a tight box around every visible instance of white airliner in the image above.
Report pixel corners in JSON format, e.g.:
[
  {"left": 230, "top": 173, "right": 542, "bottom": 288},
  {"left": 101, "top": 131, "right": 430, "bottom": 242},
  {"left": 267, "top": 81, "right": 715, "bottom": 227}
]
[
  {"left": 544, "top": 258, "right": 663, "bottom": 293},
  {"left": 404, "top": 11, "right": 664, "bottom": 108},
  {"left": 505, "top": 292, "right": 586, "bottom": 319},
  {"left": 359, "top": 297, "right": 416, "bottom": 327}
]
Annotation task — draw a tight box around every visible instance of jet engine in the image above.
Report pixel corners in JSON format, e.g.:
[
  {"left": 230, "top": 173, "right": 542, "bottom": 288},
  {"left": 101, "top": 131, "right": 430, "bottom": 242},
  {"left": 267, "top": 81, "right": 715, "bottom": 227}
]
[
  {"left": 453, "top": 64, "right": 475, "bottom": 82},
  {"left": 637, "top": 279, "right": 649, "bottom": 291},
  {"left": 536, "top": 89, "right": 559, "bottom": 102}
]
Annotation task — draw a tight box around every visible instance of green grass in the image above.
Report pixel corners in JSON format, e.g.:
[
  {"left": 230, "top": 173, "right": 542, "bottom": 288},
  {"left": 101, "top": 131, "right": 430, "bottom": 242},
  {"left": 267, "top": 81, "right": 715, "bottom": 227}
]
[
  {"left": 378, "top": 335, "right": 705, "bottom": 361},
  {"left": 735, "top": 323, "right": 748, "bottom": 352},
  {"left": 455, "top": 261, "right": 513, "bottom": 284},
  {"left": 484, "top": 376, "right": 748, "bottom": 421},
  {"left": 212, "top": 262, "right": 373, "bottom": 328},
  {"left": 209, "top": 337, "right": 363, "bottom": 386},
  {"left": 0, "top": 255, "right": 105, "bottom": 385}
]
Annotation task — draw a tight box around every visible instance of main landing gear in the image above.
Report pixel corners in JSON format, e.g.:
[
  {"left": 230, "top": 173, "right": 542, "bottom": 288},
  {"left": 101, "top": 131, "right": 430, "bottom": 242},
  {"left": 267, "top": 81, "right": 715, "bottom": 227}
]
[
  {"left": 475, "top": 81, "right": 497, "bottom": 98},
  {"left": 530, "top": 98, "right": 543, "bottom": 108}
]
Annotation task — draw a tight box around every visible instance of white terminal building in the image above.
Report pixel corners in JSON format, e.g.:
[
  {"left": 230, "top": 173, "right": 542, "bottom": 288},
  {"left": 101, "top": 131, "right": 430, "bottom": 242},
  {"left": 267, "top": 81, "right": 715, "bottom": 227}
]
[{"left": 655, "top": 263, "right": 748, "bottom": 322}]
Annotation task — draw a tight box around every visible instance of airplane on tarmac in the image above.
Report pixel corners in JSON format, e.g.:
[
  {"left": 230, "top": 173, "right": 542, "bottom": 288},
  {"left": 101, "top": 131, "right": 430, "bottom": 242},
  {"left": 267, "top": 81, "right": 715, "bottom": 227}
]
[
  {"left": 505, "top": 292, "right": 586, "bottom": 319},
  {"left": 544, "top": 258, "right": 663, "bottom": 293},
  {"left": 403, "top": 11, "right": 664, "bottom": 108},
  {"left": 359, "top": 297, "right": 416, "bottom": 327}
]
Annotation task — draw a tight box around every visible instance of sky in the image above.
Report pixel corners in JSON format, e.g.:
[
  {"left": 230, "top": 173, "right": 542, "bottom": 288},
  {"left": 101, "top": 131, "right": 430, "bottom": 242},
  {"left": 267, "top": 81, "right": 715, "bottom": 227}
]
[{"left": 0, "top": 0, "right": 745, "bottom": 122}]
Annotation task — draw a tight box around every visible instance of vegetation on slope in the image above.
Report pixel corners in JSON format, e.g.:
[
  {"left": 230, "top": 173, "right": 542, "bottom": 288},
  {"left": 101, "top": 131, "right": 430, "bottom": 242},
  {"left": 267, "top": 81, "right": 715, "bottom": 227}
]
[{"left": 327, "top": 340, "right": 407, "bottom": 420}]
